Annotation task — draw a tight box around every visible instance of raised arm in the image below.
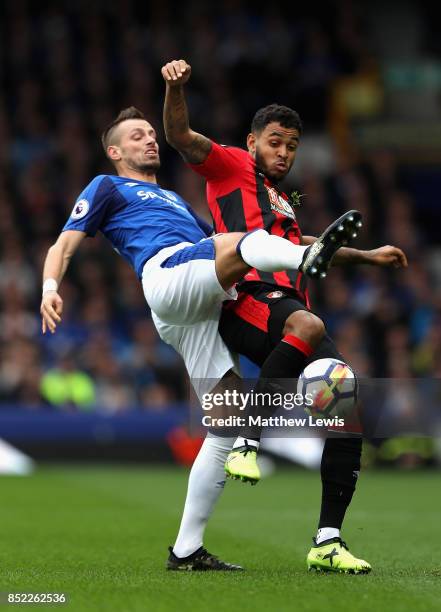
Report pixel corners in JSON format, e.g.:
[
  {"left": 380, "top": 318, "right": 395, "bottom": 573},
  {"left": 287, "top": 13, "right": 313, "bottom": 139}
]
[
  {"left": 40, "top": 230, "right": 86, "bottom": 334},
  {"left": 162, "top": 59, "right": 212, "bottom": 164}
]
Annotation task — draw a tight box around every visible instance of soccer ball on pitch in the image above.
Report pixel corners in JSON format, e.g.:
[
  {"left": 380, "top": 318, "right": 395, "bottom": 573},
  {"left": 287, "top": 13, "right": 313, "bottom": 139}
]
[{"left": 297, "top": 358, "right": 358, "bottom": 419}]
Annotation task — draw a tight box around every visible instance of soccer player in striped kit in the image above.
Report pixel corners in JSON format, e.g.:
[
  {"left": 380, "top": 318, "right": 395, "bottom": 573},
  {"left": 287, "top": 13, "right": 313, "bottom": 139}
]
[{"left": 162, "top": 59, "right": 407, "bottom": 573}]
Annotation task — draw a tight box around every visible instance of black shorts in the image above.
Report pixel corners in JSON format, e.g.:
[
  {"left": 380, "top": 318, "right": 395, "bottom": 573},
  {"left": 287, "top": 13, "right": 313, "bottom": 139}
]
[{"left": 220, "top": 283, "right": 344, "bottom": 367}]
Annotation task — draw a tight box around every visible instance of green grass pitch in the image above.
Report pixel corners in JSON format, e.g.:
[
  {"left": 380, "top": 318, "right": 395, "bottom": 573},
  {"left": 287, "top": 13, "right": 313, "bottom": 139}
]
[{"left": 1, "top": 466, "right": 440, "bottom": 611}]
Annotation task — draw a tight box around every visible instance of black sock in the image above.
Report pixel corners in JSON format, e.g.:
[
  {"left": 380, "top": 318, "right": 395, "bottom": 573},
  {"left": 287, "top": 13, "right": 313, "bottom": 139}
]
[
  {"left": 240, "top": 335, "right": 313, "bottom": 440},
  {"left": 318, "top": 436, "right": 362, "bottom": 529}
]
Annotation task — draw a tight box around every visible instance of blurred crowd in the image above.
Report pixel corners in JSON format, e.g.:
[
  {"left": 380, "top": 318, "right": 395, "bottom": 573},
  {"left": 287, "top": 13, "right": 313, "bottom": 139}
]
[{"left": 0, "top": 0, "right": 440, "bottom": 414}]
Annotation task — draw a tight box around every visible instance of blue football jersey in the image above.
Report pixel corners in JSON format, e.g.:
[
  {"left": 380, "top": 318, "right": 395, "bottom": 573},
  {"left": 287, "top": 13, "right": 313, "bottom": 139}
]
[{"left": 63, "top": 175, "right": 213, "bottom": 278}]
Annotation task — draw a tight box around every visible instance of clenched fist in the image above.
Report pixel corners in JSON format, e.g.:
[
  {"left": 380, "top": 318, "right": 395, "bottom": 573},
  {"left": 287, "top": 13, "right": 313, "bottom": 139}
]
[
  {"left": 365, "top": 245, "right": 408, "bottom": 268},
  {"left": 161, "top": 59, "right": 191, "bottom": 86}
]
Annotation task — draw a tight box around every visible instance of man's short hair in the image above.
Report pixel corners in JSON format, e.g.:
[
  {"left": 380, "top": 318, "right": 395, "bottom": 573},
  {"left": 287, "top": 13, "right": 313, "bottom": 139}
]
[
  {"left": 251, "top": 104, "right": 302, "bottom": 135},
  {"left": 101, "top": 106, "right": 146, "bottom": 154}
]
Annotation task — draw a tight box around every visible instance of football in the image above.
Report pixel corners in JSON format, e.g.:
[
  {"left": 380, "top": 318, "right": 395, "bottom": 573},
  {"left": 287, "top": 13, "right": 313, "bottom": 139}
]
[{"left": 297, "top": 358, "right": 358, "bottom": 419}]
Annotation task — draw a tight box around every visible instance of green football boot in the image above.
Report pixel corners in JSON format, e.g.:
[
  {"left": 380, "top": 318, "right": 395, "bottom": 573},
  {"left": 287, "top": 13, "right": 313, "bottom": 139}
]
[
  {"left": 224, "top": 443, "right": 260, "bottom": 485},
  {"left": 307, "top": 537, "right": 371, "bottom": 574}
]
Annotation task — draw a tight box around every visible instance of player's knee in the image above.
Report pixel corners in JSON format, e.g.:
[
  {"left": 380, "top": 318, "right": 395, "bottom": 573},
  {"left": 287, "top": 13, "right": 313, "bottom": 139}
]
[
  {"left": 214, "top": 232, "right": 246, "bottom": 259},
  {"left": 283, "top": 311, "right": 325, "bottom": 345}
]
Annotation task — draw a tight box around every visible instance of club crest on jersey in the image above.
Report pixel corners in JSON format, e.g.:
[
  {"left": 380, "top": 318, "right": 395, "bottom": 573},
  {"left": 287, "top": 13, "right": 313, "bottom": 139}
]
[
  {"left": 264, "top": 186, "right": 296, "bottom": 220},
  {"left": 71, "top": 199, "right": 89, "bottom": 219},
  {"left": 267, "top": 291, "right": 284, "bottom": 299}
]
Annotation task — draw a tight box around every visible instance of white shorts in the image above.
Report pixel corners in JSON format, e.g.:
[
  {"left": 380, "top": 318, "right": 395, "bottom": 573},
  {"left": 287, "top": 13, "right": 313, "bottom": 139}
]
[{"left": 142, "top": 240, "right": 240, "bottom": 397}]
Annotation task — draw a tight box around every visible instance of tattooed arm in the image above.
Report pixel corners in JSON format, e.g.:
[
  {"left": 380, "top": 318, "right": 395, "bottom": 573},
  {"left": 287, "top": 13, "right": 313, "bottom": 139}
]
[{"left": 162, "top": 59, "right": 212, "bottom": 164}]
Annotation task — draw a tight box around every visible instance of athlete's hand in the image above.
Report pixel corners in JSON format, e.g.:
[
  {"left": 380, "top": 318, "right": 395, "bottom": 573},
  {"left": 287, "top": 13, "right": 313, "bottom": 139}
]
[
  {"left": 365, "top": 245, "right": 408, "bottom": 268},
  {"left": 41, "top": 291, "right": 63, "bottom": 334},
  {"left": 161, "top": 60, "right": 191, "bottom": 86}
]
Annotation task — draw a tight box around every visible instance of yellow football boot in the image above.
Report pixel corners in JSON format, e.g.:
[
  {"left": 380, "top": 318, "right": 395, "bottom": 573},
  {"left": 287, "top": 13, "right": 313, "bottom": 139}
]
[
  {"left": 307, "top": 538, "right": 371, "bottom": 574},
  {"left": 224, "top": 443, "right": 260, "bottom": 485}
]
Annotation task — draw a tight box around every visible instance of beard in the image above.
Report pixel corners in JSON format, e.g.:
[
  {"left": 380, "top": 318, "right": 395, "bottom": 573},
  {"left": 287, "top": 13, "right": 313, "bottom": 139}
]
[
  {"left": 255, "top": 147, "right": 287, "bottom": 184},
  {"left": 136, "top": 159, "right": 161, "bottom": 173},
  {"left": 125, "top": 154, "right": 161, "bottom": 174}
]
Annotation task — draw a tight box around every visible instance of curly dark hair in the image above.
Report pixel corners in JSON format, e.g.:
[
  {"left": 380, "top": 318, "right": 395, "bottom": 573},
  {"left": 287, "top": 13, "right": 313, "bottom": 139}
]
[
  {"left": 101, "top": 106, "right": 146, "bottom": 153},
  {"left": 251, "top": 104, "right": 302, "bottom": 135}
]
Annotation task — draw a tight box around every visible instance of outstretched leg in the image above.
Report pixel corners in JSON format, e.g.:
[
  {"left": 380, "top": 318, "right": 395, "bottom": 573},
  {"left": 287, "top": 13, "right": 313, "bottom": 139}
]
[{"left": 213, "top": 210, "right": 363, "bottom": 290}]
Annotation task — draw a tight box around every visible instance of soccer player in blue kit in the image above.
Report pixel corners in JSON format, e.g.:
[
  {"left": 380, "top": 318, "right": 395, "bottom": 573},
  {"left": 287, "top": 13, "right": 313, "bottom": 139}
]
[{"left": 40, "top": 106, "right": 362, "bottom": 570}]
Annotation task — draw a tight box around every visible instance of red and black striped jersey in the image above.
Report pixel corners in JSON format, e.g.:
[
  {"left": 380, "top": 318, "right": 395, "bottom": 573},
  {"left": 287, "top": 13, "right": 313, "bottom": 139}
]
[{"left": 189, "top": 140, "right": 308, "bottom": 301}]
